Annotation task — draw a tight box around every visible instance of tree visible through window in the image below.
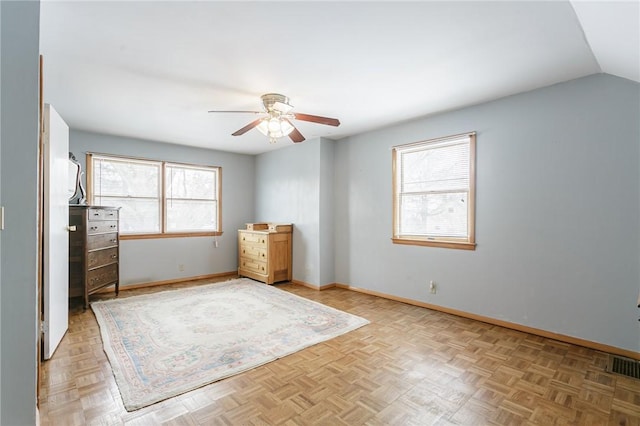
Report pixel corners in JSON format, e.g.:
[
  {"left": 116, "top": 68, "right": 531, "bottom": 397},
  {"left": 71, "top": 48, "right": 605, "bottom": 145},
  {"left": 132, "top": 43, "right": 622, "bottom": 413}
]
[
  {"left": 392, "top": 132, "right": 476, "bottom": 250},
  {"left": 88, "top": 154, "right": 221, "bottom": 238},
  {"left": 165, "top": 164, "right": 218, "bottom": 232}
]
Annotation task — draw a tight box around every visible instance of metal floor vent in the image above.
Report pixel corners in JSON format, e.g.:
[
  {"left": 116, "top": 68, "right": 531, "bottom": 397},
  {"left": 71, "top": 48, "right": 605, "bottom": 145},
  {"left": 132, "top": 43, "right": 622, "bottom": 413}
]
[{"left": 606, "top": 355, "right": 640, "bottom": 380}]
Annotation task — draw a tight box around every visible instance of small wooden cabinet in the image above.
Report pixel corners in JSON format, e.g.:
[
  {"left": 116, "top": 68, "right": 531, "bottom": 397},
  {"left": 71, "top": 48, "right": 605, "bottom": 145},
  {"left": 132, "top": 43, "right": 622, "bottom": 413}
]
[
  {"left": 69, "top": 205, "right": 121, "bottom": 309},
  {"left": 238, "top": 224, "right": 292, "bottom": 284}
]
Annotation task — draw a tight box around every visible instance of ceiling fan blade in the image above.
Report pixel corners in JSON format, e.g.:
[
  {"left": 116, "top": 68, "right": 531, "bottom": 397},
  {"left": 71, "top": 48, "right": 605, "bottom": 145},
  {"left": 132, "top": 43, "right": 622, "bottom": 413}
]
[
  {"left": 289, "top": 128, "right": 305, "bottom": 143},
  {"left": 285, "top": 120, "right": 305, "bottom": 143},
  {"left": 232, "top": 118, "right": 263, "bottom": 136},
  {"left": 208, "top": 110, "right": 262, "bottom": 114},
  {"left": 293, "top": 113, "right": 340, "bottom": 127}
]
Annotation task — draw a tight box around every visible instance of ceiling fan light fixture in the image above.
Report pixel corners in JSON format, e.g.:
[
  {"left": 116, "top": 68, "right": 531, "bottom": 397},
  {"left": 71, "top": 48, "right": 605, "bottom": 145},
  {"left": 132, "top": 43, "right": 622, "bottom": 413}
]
[{"left": 256, "top": 116, "right": 294, "bottom": 143}]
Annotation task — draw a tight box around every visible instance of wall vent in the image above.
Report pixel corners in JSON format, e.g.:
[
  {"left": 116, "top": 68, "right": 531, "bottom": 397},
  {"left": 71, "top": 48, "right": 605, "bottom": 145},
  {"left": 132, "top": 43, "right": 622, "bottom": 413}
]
[{"left": 606, "top": 355, "right": 640, "bottom": 380}]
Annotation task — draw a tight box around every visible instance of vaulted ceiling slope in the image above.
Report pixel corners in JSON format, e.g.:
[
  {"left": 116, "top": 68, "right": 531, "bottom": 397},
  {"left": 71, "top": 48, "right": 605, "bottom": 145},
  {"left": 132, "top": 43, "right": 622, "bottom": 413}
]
[{"left": 39, "top": 1, "right": 639, "bottom": 155}]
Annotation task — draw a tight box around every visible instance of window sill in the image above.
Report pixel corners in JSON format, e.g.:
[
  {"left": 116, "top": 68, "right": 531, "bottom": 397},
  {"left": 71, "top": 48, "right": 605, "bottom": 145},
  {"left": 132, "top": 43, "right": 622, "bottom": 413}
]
[
  {"left": 391, "top": 237, "right": 476, "bottom": 251},
  {"left": 121, "top": 231, "right": 223, "bottom": 240}
]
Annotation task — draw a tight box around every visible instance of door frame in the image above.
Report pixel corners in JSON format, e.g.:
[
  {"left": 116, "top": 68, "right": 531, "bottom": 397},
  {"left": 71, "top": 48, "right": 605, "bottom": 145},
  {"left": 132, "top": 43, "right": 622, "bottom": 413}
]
[{"left": 36, "top": 54, "right": 44, "bottom": 405}]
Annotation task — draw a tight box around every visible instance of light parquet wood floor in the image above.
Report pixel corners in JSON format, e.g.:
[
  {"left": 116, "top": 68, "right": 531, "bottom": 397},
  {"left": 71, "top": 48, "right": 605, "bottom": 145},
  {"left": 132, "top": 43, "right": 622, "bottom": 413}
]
[{"left": 39, "top": 278, "right": 640, "bottom": 425}]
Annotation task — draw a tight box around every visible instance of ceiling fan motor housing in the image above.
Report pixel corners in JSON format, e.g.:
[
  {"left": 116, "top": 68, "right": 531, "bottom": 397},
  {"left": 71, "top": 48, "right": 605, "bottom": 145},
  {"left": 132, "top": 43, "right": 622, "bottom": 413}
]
[{"left": 261, "top": 93, "right": 290, "bottom": 112}]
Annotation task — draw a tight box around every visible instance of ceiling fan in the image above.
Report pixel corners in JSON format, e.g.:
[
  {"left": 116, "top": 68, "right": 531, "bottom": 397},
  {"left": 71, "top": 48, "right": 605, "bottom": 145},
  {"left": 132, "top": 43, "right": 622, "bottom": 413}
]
[{"left": 209, "top": 93, "right": 340, "bottom": 144}]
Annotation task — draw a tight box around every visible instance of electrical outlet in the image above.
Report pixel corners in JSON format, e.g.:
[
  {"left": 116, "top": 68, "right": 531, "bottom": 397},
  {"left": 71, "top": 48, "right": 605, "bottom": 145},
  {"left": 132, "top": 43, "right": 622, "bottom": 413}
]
[
  {"left": 429, "top": 280, "right": 437, "bottom": 294},
  {"left": 179, "top": 264, "right": 185, "bottom": 272}
]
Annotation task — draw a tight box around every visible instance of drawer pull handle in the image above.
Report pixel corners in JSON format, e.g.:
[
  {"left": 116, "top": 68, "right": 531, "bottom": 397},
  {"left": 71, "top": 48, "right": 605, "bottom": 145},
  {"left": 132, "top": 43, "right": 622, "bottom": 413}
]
[
  {"left": 90, "top": 226, "right": 97, "bottom": 230},
  {"left": 110, "top": 225, "right": 116, "bottom": 228},
  {"left": 111, "top": 254, "right": 118, "bottom": 259},
  {"left": 110, "top": 239, "right": 117, "bottom": 243},
  {"left": 93, "top": 212, "right": 100, "bottom": 216}
]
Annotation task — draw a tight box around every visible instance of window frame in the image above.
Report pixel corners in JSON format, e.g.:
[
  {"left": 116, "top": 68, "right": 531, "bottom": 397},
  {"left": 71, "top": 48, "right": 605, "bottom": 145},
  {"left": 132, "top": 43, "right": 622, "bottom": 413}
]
[
  {"left": 391, "top": 132, "right": 476, "bottom": 250},
  {"left": 87, "top": 153, "right": 222, "bottom": 240}
]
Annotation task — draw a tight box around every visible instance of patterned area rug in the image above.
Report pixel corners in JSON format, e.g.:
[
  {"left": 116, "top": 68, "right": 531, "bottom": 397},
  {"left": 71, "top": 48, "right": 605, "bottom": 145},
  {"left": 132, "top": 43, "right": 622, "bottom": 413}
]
[{"left": 91, "top": 278, "right": 369, "bottom": 411}]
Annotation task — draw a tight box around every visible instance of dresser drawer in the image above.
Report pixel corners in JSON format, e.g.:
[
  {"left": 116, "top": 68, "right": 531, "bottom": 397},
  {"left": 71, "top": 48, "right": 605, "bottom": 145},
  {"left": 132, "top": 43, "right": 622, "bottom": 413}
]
[
  {"left": 240, "top": 245, "right": 267, "bottom": 261},
  {"left": 87, "top": 263, "right": 118, "bottom": 292},
  {"left": 87, "top": 233, "right": 118, "bottom": 251},
  {"left": 87, "top": 221, "right": 119, "bottom": 235},
  {"left": 88, "top": 209, "right": 119, "bottom": 221},
  {"left": 240, "top": 232, "right": 267, "bottom": 247},
  {"left": 87, "top": 247, "right": 118, "bottom": 269},
  {"left": 240, "top": 258, "right": 267, "bottom": 275}
]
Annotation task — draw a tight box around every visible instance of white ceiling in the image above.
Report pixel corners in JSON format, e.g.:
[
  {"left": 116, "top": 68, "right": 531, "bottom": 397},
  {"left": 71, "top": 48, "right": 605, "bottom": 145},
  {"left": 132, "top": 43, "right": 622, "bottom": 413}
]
[{"left": 39, "top": 1, "right": 639, "bottom": 155}]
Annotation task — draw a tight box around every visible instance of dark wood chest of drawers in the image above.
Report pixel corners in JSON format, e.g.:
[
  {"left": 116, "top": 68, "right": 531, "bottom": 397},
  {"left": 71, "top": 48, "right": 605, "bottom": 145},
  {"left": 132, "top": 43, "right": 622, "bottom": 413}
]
[{"left": 69, "top": 205, "right": 121, "bottom": 309}]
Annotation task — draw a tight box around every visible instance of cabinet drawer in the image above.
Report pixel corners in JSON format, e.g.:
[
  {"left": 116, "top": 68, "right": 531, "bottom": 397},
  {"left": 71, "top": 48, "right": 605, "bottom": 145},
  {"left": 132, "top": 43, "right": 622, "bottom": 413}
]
[
  {"left": 87, "top": 221, "right": 119, "bottom": 235},
  {"left": 240, "top": 232, "right": 267, "bottom": 247},
  {"left": 88, "top": 209, "right": 119, "bottom": 221},
  {"left": 87, "top": 233, "right": 118, "bottom": 251},
  {"left": 240, "top": 259, "right": 267, "bottom": 275},
  {"left": 240, "top": 245, "right": 267, "bottom": 261},
  {"left": 88, "top": 247, "right": 118, "bottom": 269},
  {"left": 87, "top": 263, "right": 118, "bottom": 291}
]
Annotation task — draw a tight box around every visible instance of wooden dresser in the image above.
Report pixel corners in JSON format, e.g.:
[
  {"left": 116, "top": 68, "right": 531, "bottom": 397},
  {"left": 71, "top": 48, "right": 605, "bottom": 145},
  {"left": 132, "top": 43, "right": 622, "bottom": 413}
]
[
  {"left": 69, "top": 205, "right": 121, "bottom": 309},
  {"left": 238, "top": 224, "right": 292, "bottom": 284}
]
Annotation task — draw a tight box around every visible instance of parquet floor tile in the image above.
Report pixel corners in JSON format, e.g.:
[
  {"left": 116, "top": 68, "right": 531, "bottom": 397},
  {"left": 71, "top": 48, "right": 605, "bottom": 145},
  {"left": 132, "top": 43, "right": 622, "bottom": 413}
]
[{"left": 39, "top": 278, "right": 640, "bottom": 425}]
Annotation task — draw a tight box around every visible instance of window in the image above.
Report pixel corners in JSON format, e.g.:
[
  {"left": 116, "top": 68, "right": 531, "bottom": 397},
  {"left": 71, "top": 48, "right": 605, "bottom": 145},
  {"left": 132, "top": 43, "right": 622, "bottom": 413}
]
[
  {"left": 165, "top": 163, "right": 219, "bottom": 233},
  {"left": 392, "top": 132, "right": 476, "bottom": 250},
  {"left": 88, "top": 153, "right": 221, "bottom": 238}
]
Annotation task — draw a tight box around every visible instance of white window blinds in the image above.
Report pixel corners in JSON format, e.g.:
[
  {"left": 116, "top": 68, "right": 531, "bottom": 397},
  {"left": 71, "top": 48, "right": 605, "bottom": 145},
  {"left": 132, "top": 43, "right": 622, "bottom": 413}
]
[
  {"left": 393, "top": 133, "right": 475, "bottom": 246},
  {"left": 92, "top": 156, "right": 162, "bottom": 234},
  {"left": 89, "top": 153, "right": 221, "bottom": 236}
]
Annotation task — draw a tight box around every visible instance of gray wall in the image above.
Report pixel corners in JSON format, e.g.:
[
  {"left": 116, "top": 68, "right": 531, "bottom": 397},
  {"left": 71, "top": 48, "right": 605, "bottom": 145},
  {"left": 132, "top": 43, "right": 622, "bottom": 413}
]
[
  {"left": 319, "top": 139, "right": 335, "bottom": 286},
  {"left": 0, "top": 3, "right": 3, "bottom": 419},
  {"left": 254, "top": 74, "right": 639, "bottom": 353},
  {"left": 0, "top": 1, "right": 40, "bottom": 424},
  {"left": 255, "top": 138, "right": 328, "bottom": 286},
  {"left": 334, "top": 73, "right": 640, "bottom": 352},
  {"left": 70, "top": 130, "right": 255, "bottom": 285},
  {"left": 255, "top": 139, "right": 320, "bottom": 284}
]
